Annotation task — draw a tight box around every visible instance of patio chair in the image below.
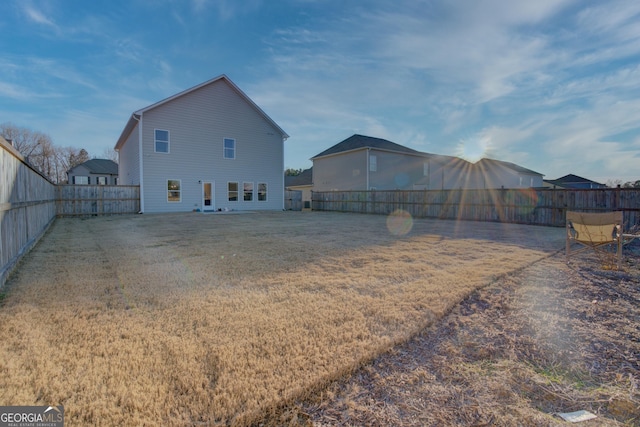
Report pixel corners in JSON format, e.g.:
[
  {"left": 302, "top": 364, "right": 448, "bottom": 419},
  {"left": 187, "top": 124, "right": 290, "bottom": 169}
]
[{"left": 566, "top": 211, "right": 623, "bottom": 270}]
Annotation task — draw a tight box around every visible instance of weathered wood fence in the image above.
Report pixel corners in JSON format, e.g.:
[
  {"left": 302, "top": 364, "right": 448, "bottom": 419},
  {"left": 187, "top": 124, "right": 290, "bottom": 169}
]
[
  {"left": 312, "top": 188, "right": 640, "bottom": 228},
  {"left": 56, "top": 185, "right": 140, "bottom": 217},
  {"left": 1, "top": 138, "right": 57, "bottom": 287},
  {"left": 1, "top": 139, "right": 142, "bottom": 287},
  {"left": 285, "top": 190, "right": 302, "bottom": 211}
]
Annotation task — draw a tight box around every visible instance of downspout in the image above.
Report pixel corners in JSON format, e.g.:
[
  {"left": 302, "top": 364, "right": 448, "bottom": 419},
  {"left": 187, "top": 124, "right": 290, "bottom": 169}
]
[
  {"left": 134, "top": 113, "right": 144, "bottom": 213},
  {"left": 281, "top": 135, "right": 286, "bottom": 210}
]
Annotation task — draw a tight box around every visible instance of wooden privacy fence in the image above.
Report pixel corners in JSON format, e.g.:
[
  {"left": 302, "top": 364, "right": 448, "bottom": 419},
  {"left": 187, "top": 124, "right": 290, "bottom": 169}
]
[
  {"left": 56, "top": 185, "right": 140, "bottom": 217},
  {"left": 1, "top": 138, "right": 57, "bottom": 287},
  {"left": 285, "top": 190, "right": 302, "bottom": 211},
  {"left": 312, "top": 188, "right": 640, "bottom": 228}
]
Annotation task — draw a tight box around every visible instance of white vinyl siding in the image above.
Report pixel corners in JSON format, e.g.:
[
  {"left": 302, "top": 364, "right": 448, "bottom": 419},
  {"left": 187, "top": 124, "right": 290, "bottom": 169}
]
[{"left": 117, "top": 123, "right": 141, "bottom": 185}]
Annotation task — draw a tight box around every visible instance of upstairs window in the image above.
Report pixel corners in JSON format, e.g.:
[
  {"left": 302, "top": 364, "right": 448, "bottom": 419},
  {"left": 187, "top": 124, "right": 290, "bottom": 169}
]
[
  {"left": 224, "top": 138, "right": 235, "bottom": 159},
  {"left": 155, "top": 129, "right": 170, "bottom": 153},
  {"left": 369, "top": 154, "right": 377, "bottom": 172}
]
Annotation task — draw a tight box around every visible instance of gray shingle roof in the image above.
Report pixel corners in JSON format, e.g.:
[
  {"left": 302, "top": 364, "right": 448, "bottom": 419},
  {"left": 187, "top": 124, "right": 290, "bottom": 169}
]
[
  {"left": 311, "top": 134, "right": 424, "bottom": 159},
  {"left": 285, "top": 168, "right": 313, "bottom": 187},
  {"left": 475, "top": 158, "right": 543, "bottom": 176},
  {"left": 552, "top": 174, "right": 598, "bottom": 184},
  {"left": 72, "top": 159, "right": 119, "bottom": 175}
]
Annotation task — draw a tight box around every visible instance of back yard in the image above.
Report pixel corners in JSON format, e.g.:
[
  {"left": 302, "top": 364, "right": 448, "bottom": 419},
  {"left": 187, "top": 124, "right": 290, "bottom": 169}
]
[{"left": 0, "top": 211, "right": 637, "bottom": 426}]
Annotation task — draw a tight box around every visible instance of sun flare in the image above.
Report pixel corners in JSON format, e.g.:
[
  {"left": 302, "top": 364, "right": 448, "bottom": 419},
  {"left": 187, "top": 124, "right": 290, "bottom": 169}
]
[{"left": 457, "top": 135, "right": 491, "bottom": 163}]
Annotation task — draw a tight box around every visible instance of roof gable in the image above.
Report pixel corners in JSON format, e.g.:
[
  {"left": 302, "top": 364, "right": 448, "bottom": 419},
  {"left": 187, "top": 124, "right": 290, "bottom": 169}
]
[
  {"left": 115, "top": 74, "right": 288, "bottom": 150},
  {"left": 312, "top": 134, "right": 424, "bottom": 159},
  {"left": 553, "top": 174, "right": 598, "bottom": 184}
]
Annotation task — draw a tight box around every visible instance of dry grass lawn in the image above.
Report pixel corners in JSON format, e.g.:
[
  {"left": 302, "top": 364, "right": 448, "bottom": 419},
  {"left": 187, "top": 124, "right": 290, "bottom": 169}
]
[
  {"left": 0, "top": 211, "right": 569, "bottom": 425},
  {"left": 291, "top": 248, "right": 640, "bottom": 427}
]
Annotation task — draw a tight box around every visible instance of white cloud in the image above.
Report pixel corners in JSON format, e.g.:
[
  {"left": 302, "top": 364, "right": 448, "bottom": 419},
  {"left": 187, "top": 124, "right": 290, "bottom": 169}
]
[{"left": 22, "top": 4, "right": 57, "bottom": 28}]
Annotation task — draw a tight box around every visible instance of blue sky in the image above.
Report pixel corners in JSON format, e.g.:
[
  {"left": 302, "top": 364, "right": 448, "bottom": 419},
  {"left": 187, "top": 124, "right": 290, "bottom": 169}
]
[{"left": 2, "top": 0, "right": 640, "bottom": 184}]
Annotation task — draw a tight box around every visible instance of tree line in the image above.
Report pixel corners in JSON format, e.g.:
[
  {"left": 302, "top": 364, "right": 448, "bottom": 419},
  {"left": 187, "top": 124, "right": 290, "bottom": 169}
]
[
  {"left": 607, "top": 179, "right": 640, "bottom": 188},
  {"left": 1, "top": 122, "right": 116, "bottom": 184}
]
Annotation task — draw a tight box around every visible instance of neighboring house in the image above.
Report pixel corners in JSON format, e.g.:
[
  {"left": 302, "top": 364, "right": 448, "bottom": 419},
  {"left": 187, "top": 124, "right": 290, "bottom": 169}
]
[
  {"left": 310, "top": 134, "right": 544, "bottom": 191},
  {"left": 114, "top": 75, "right": 288, "bottom": 213},
  {"left": 67, "top": 159, "right": 119, "bottom": 185},
  {"left": 311, "top": 134, "right": 470, "bottom": 191},
  {"left": 544, "top": 174, "right": 606, "bottom": 189},
  {"left": 470, "top": 158, "right": 544, "bottom": 189},
  {"left": 285, "top": 168, "right": 313, "bottom": 208}
]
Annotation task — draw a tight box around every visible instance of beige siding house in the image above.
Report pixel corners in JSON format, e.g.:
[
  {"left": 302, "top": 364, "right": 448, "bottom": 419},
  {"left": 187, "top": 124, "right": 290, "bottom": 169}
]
[
  {"left": 311, "top": 134, "right": 543, "bottom": 191},
  {"left": 285, "top": 168, "right": 313, "bottom": 208},
  {"left": 311, "top": 135, "right": 473, "bottom": 191},
  {"left": 115, "top": 75, "right": 288, "bottom": 213}
]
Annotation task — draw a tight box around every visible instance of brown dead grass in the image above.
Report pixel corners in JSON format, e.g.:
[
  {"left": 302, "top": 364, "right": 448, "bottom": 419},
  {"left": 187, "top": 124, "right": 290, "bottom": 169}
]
[
  {"left": 282, "top": 243, "right": 640, "bottom": 427},
  {"left": 0, "top": 211, "right": 571, "bottom": 425}
]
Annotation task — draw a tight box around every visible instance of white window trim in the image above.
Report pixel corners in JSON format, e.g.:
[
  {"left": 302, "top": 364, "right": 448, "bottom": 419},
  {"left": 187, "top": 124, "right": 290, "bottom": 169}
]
[
  {"left": 228, "top": 181, "right": 239, "bottom": 202},
  {"left": 167, "top": 179, "right": 181, "bottom": 203},
  {"left": 223, "top": 137, "right": 236, "bottom": 159},
  {"left": 155, "top": 129, "right": 170, "bottom": 154},
  {"left": 243, "top": 181, "right": 254, "bottom": 201},
  {"left": 369, "top": 154, "right": 377, "bottom": 172},
  {"left": 258, "top": 182, "right": 267, "bottom": 201}
]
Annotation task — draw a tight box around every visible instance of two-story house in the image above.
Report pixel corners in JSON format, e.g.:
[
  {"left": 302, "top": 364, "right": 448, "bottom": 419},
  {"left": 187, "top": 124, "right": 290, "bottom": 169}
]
[
  {"left": 67, "top": 159, "right": 119, "bottom": 185},
  {"left": 311, "top": 134, "right": 471, "bottom": 191},
  {"left": 115, "top": 75, "right": 288, "bottom": 213},
  {"left": 311, "top": 134, "right": 544, "bottom": 191}
]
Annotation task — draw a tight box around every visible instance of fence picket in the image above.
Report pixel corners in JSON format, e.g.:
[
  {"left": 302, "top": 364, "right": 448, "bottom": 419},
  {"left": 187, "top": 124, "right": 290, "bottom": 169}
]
[{"left": 311, "top": 189, "right": 640, "bottom": 228}]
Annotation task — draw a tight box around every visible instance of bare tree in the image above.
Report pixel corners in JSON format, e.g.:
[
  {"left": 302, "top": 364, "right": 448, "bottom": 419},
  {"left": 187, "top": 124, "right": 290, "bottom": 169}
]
[
  {"left": 0, "top": 122, "right": 93, "bottom": 184},
  {"left": 100, "top": 147, "right": 119, "bottom": 163},
  {"left": 0, "top": 122, "right": 49, "bottom": 159},
  {"left": 623, "top": 180, "right": 640, "bottom": 188}
]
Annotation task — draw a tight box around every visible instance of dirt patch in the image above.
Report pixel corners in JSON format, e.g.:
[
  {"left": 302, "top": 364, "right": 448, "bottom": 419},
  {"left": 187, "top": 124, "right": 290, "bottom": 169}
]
[{"left": 276, "top": 243, "right": 640, "bottom": 426}]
